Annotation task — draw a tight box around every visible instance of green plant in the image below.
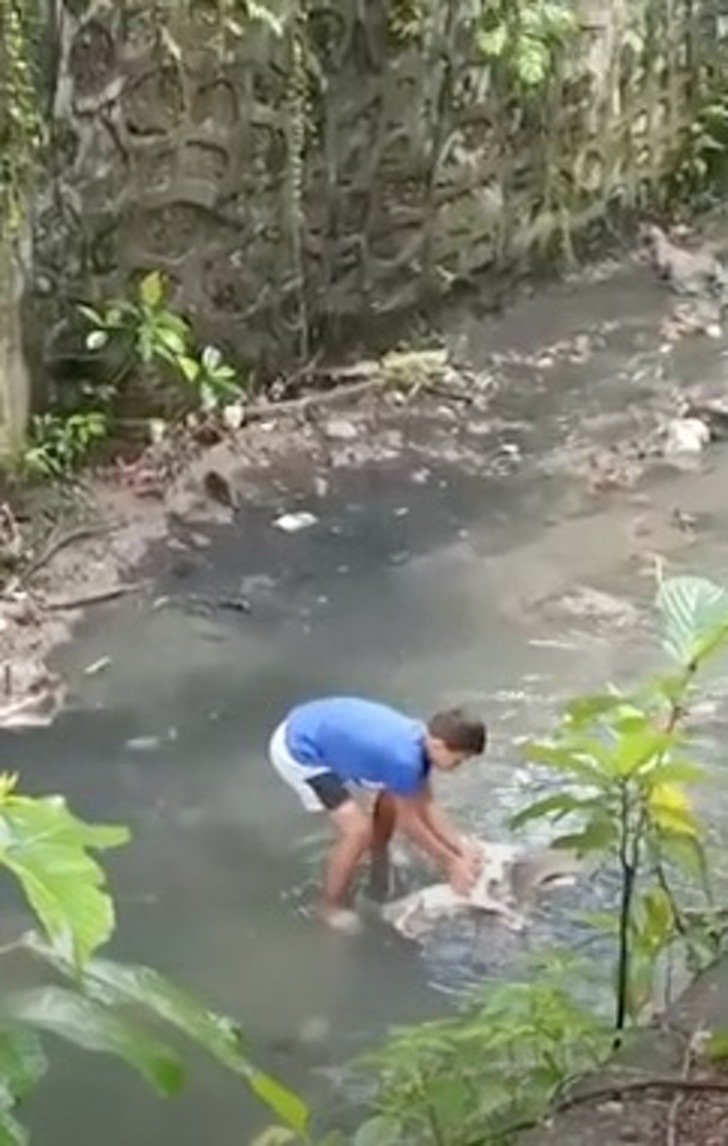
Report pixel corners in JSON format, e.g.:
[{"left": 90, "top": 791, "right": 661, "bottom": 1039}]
[
  {"left": 512, "top": 574, "right": 728, "bottom": 1034},
  {"left": 81, "top": 271, "right": 190, "bottom": 373},
  {"left": 80, "top": 271, "right": 244, "bottom": 412},
  {"left": 178, "top": 344, "right": 241, "bottom": 410},
  {"left": 354, "top": 958, "right": 608, "bottom": 1146},
  {"left": 0, "top": 773, "right": 309, "bottom": 1144},
  {"left": 20, "top": 411, "right": 108, "bottom": 479},
  {"left": 476, "top": 0, "right": 578, "bottom": 88}
]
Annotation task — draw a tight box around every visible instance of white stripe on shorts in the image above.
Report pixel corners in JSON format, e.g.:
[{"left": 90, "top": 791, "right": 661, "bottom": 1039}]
[{"left": 268, "top": 721, "right": 329, "bottom": 812}]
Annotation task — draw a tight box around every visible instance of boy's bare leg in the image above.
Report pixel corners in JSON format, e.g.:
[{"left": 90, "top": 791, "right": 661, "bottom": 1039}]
[
  {"left": 368, "top": 792, "right": 397, "bottom": 901},
  {"left": 321, "top": 801, "right": 372, "bottom": 930}
]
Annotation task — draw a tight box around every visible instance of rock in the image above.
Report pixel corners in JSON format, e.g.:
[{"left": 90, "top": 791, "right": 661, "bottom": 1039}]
[
  {"left": 273, "top": 511, "right": 317, "bottom": 533},
  {"left": 324, "top": 417, "right": 358, "bottom": 441},
  {"left": 664, "top": 417, "right": 710, "bottom": 455},
  {"left": 203, "top": 469, "right": 239, "bottom": 510}
]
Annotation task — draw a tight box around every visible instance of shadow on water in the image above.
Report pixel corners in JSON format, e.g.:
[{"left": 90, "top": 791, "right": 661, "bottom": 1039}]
[{"left": 7, "top": 262, "right": 728, "bottom": 1144}]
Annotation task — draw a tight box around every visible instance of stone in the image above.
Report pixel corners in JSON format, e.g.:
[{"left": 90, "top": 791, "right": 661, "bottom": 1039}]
[
  {"left": 664, "top": 417, "right": 711, "bottom": 456},
  {"left": 324, "top": 417, "right": 359, "bottom": 441}
]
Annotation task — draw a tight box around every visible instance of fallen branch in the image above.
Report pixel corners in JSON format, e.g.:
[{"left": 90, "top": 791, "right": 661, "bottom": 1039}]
[
  {"left": 41, "top": 583, "right": 142, "bottom": 612},
  {"left": 242, "top": 349, "right": 464, "bottom": 422},
  {"left": 16, "top": 521, "right": 124, "bottom": 587},
  {"left": 243, "top": 375, "right": 387, "bottom": 423}
]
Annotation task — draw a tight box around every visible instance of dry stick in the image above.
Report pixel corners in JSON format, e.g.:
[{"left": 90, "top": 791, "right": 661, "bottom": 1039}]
[
  {"left": 18, "top": 521, "right": 124, "bottom": 585},
  {"left": 243, "top": 376, "right": 390, "bottom": 422},
  {"left": 666, "top": 1037, "right": 695, "bottom": 1146},
  {"left": 242, "top": 365, "right": 469, "bottom": 423},
  {"left": 42, "top": 583, "right": 142, "bottom": 612}
]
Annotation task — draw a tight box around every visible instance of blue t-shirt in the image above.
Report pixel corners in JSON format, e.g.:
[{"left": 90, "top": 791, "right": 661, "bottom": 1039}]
[{"left": 284, "top": 697, "right": 429, "bottom": 797}]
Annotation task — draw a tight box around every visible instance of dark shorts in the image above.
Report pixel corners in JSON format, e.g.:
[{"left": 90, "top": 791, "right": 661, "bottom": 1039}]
[{"left": 304, "top": 771, "right": 353, "bottom": 811}]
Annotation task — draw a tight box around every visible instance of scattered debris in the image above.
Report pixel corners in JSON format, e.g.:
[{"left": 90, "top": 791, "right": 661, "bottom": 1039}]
[
  {"left": 660, "top": 298, "right": 723, "bottom": 341},
  {"left": 639, "top": 222, "right": 727, "bottom": 297},
  {"left": 0, "top": 659, "right": 66, "bottom": 731},
  {"left": 274, "top": 511, "right": 317, "bottom": 533}
]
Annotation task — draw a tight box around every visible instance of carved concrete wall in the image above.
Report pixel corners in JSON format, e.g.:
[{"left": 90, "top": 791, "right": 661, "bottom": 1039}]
[{"left": 31, "top": 0, "right": 728, "bottom": 379}]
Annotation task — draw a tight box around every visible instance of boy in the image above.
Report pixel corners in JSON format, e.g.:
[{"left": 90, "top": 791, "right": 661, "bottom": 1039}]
[{"left": 269, "top": 696, "right": 487, "bottom": 932}]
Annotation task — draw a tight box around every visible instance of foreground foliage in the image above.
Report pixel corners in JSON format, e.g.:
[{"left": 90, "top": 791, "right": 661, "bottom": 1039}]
[{"left": 0, "top": 775, "right": 307, "bottom": 1144}]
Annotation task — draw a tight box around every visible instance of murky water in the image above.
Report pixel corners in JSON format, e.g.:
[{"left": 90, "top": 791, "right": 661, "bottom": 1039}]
[{"left": 6, "top": 263, "right": 728, "bottom": 1144}]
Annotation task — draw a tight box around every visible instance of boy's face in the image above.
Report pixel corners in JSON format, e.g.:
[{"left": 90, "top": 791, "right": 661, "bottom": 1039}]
[{"left": 426, "top": 735, "right": 471, "bottom": 772}]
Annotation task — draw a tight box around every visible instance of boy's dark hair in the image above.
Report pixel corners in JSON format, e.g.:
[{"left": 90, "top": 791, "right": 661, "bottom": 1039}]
[{"left": 427, "top": 709, "right": 486, "bottom": 754}]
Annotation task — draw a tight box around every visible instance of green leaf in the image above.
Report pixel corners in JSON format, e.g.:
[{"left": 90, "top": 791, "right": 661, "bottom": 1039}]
[
  {"left": 552, "top": 815, "right": 616, "bottom": 855},
  {"left": 613, "top": 729, "right": 673, "bottom": 777},
  {"left": 645, "top": 761, "right": 706, "bottom": 786},
  {"left": 510, "top": 793, "right": 588, "bottom": 829},
  {"left": 154, "top": 325, "right": 187, "bottom": 357},
  {"left": 27, "top": 943, "right": 247, "bottom": 1073},
  {"left": 0, "top": 795, "right": 129, "bottom": 965},
  {"left": 248, "top": 1131, "right": 299, "bottom": 1146},
  {"left": 139, "top": 271, "right": 165, "bottom": 309},
  {"left": 0, "top": 1111, "right": 25, "bottom": 1146},
  {"left": 353, "top": 1116, "right": 402, "bottom": 1146},
  {"left": 78, "top": 304, "right": 103, "bottom": 325},
  {"left": 525, "top": 742, "right": 606, "bottom": 784},
  {"left": 706, "top": 1028, "right": 728, "bottom": 1062},
  {"left": 2, "top": 988, "right": 183, "bottom": 1096},
  {"left": 248, "top": 1070, "right": 309, "bottom": 1133},
  {"left": 564, "top": 691, "right": 627, "bottom": 729},
  {"left": 656, "top": 575, "right": 728, "bottom": 667},
  {"left": 178, "top": 355, "right": 200, "bottom": 383},
  {"left": 0, "top": 1027, "right": 47, "bottom": 1105}
]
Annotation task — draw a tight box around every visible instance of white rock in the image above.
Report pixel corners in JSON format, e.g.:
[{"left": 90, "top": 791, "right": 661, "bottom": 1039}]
[
  {"left": 222, "top": 403, "right": 245, "bottom": 431},
  {"left": 274, "top": 511, "right": 318, "bottom": 533},
  {"left": 665, "top": 417, "right": 710, "bottom": 455},
  {"left": 324, "top": 417, "right": 358, "bottom": 441}
]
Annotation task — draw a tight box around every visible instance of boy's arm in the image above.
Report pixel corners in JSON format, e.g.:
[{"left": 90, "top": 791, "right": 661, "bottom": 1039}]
[
  {"left": 391, "top": 792, "right": 461, "bottom": 869},
  {"left": 419, "top": 780, "right": 473, "bottom": 857}
]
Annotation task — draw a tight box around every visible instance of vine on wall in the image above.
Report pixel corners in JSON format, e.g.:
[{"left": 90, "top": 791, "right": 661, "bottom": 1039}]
[{"left": 0, "top": 0, "right": 44, "bottom": 238}]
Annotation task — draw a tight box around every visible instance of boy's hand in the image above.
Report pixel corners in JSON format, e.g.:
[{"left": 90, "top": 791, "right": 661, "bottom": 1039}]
[{"left": 448, "top": 855, "right": 478, "bottom": 898}]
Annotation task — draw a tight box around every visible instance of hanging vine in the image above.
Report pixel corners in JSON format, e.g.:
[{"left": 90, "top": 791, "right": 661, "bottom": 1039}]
[{"left": 0, "top": 0, "right": 44, "bottom": 239}]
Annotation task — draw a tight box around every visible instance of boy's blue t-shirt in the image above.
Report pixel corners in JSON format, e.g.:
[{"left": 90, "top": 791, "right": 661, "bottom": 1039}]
[{"left": 284, "top": 697, "right": 430, "bottom": 797}]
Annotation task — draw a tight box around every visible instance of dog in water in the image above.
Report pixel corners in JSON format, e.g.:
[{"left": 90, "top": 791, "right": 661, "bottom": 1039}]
[{"left": 379, "top": 840, "right": 583, "bottom": 940}]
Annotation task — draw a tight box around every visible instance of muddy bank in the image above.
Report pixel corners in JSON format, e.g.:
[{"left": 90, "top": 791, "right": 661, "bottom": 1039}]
[{"left": 521, "top": 955, "right": 728, "bottom": 1146}]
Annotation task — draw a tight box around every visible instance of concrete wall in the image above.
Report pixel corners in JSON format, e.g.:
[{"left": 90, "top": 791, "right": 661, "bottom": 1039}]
[
  {"left": 27, "top": 0, "right": 728, "bottom": 381},
  {"left": 0, "top": 238, "right": 31, "bottom": 460}
]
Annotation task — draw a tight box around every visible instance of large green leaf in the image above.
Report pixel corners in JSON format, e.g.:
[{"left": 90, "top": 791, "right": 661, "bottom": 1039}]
[
  {"left": 26, "top": 942, "right": 245, "bottom": 1071},
  {"left": 23, "top": 941, "right": 308, "bottom": 1130},
  {"left": 510, "top": 793, "right": 589, "bottom": 830},
  {"left": 656, "top": 575, "right": 728, "bottom": 667},
  {"left": 2, "top": 988, "right": 183, "bottom": 1097},
  {"left": 0, "top": 793, "right": 128, "bottom": 965}
]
